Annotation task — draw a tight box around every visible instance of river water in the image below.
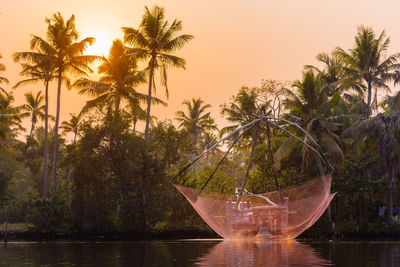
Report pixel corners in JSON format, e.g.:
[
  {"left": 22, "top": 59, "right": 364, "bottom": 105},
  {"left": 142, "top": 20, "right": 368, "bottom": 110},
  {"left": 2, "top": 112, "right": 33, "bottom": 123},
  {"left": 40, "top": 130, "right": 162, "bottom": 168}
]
[{"left": 1, "top": 239, "right": 399, "bottom": 266}]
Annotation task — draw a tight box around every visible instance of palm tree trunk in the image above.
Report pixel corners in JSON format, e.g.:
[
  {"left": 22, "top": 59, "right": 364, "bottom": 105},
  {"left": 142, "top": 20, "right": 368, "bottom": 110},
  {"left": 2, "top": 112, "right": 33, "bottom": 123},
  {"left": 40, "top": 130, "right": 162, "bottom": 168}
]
[
  {"left": 388, "top": 165, "right": 394, "bottom": 223},
  {"left": 366, "top": 81, "right": 372, "bottom": 118},
  {"left": 43, "top": 80, "right": 49, "bottom": 198},
  {"left": 29, "top": 121, "right": 35, "bottom": 137},
  {"left": 51, "top": 71, "right": 63, "bottom": 195},
  {"left": 3, "top": 199, "right": 9, "bottom": 246},
  {"left": 115, "top": 95, "right": 121, "bottom": 120},
  {"left": 17, "top": 163, "right": 24, "bottom": 195},
  {"left": 66, "top": 131, "right": 77, "bottom": 183},
  {"left": 133, "top": 117, "right": 137, "bottom": 132},
  {"left": 144, "top": 62, "right": 155, "bottom": 154}
]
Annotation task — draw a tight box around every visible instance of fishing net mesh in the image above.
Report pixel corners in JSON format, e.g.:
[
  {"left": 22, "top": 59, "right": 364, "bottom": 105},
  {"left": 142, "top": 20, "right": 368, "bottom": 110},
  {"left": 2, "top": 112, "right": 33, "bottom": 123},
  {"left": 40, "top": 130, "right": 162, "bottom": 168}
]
[{"left": 174, "top": 173, "right": 335, "bottom": 239}]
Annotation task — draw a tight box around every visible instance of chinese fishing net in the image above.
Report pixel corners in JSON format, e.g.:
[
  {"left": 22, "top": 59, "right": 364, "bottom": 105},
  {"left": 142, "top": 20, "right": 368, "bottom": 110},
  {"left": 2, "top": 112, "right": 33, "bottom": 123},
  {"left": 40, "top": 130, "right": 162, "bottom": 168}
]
[{"left": 171, "top": 116, "right": 336, "bottom": 240}]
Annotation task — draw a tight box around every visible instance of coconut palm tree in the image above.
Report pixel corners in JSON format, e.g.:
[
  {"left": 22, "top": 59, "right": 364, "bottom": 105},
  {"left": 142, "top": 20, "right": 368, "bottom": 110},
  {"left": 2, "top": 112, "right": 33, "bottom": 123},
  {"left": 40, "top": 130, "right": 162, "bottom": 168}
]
[
  {"left": 344, "top": 113, "right": 400, "bottom": 222},
  {"left": 220, "top": 87, "right": 268, "bottom": 193},
  {"left": 334, "top": 26, "right": 400, "bottom": 118},
  {"left": 305, "top": 52, "right": 348, "bottom": 96},
  {"left": 74, "top": 39, "right": 164, "bottom": 123},
  {"left": 12, "top": 56, "right": 56, "bottom": 198},
  {"left": 125, "top": 97, "right": 147, "bottom": 133},
  {"left": 76, "top": 40, "right": 146, "bottom": 116},
  {"left": 0, "top": 54, "right": 9, "bottom": 94},
  {"left": 381, "top": 90, "right": 400, "bottom": 114},
  {"left": 277, "top": 70, "right": 352, "bottom": 225},
  {"left": 23, "top": 12, "right": 98, "bottom": 194},
  {"left": 123, "top": 5, "right": 194, "bottom": 151},
  {"left": 61, "top": 112, "right": 82, "bottom": 144},
  {"left": 220, "top": 87, "right": 265, "bottom": 145},
  {"left": 20, "top": 91, "right": 46, "bottom": 137},
  {"left": 278, "top": 70, "right": 345, "bottom": 169},
  {"left": 176, "top": 98, "right": 217, "bottom": 150},
  {"left": 60, "top": 112, "right": 83, "bottom": 182},
  {"left": 0, "top": 91, "right": 22, "bottom": 144}
]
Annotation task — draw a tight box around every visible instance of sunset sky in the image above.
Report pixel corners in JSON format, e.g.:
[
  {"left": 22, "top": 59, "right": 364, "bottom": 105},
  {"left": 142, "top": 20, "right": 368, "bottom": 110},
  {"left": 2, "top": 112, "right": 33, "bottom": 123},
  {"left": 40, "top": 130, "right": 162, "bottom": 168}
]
[{"left": 2, "top": 0, "right": 400, "bottom": 135}]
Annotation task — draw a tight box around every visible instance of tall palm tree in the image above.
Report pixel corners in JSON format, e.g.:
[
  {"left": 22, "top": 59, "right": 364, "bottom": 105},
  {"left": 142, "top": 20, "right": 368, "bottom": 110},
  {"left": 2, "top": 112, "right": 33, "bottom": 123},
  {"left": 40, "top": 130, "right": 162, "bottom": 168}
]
[
  {"left": 123, "top": 5, "right": 194, "bottom": 151},
  {"left": 12, "top": 56, "right": 56, "bottom": 198},
  {"left": 0, "top": 54, "right": 9, "bottom": 94},
  {"left": 20, "top": 91, "right": 46, "bottom": 137},
  {"left": 278, "top": 70, "right": 351, "bottom": 225},
  {"left": 278, "top": 70, "right": 345, "bottom": 169},
  {"left": 74, "top": 39, "right": 155, "bottom": 121},
  {"left": 22, "top": 12, "right": 98, "bottom": 194},
  {"left": 176, "top": 98, "right": 217, "bottom": 150},
  {"left": 334, "top": 26, "right": 400, "bottom": 118}
]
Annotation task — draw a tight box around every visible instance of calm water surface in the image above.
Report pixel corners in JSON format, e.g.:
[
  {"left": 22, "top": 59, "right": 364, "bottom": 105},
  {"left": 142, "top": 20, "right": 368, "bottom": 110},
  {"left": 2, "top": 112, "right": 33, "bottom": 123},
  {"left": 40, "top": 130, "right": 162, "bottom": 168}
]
[{"left": 1, "top": 240, "right": 400, "bottom": 266}]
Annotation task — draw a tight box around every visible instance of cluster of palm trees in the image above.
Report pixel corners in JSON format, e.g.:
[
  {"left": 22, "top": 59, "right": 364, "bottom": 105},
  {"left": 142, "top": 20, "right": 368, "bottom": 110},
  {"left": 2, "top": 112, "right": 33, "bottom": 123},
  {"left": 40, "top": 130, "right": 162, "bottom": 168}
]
[{"left": 2, "top": 6, "right": 192, "bottom": 198}]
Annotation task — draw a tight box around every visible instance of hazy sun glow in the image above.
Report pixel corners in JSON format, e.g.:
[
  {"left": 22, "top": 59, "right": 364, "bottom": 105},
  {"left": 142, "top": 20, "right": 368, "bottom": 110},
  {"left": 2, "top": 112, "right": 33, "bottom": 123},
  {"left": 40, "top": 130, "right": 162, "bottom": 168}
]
[{"left": 85, "top": 29, "right": 114, "bottom": 57}]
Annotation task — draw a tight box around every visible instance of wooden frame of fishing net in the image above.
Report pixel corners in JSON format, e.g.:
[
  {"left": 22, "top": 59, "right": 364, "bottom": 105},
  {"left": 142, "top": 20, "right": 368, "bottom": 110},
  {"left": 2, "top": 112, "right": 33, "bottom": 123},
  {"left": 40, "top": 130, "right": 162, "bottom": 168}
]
[{"left": 170, "top": 115, "right": 336, "bottom": 240}]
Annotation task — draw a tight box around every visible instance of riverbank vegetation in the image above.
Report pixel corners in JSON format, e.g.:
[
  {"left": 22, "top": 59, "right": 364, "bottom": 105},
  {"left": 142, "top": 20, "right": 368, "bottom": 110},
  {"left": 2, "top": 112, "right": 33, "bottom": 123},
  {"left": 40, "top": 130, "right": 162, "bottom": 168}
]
[{"left": 2, "top": 6, "right": 400, "bottom": 239}]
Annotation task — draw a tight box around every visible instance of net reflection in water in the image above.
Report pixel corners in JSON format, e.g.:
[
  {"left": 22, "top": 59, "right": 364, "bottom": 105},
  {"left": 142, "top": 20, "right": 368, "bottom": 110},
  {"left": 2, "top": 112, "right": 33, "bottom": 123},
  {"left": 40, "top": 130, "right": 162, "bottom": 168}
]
[
  {"left": 174, "top": 174, "right": 335, "bottom": 240},
  {"left": 195, "top": 240, "right": 332, "bottom": 267}
]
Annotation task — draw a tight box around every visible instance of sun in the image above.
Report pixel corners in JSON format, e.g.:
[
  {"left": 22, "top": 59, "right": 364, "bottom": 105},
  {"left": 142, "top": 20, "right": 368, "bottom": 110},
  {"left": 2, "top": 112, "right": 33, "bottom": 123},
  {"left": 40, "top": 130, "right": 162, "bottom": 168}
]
[{"left": 85, "top": 29, "right": 114, "bottom": 57}]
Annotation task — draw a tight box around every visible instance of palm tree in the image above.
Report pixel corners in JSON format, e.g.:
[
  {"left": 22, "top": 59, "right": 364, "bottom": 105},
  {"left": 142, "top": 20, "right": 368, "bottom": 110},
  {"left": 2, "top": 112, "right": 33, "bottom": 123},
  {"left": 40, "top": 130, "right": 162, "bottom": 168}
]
[
  {"left": 278, "top": 70, "right": 351, "bottom": 225},
  {"left": 74, "top": 39, "right": 156, "bottom": 121},
  {"left": 305, "top": 52, "right": 347, "bottom": 96},
  {"left": 221, "top": 87, "right": 267, "bottom": 193},
  {"left": 0, "top": 91, "right": 22, "bottom": 144},
  {"left": 343, "top": 93, "right": 368, "bottom": 116},
  {"left": 344, "top": 113, "right": 400, "bottom": 222},
  {"left": 12, "top": 57, "right": 56, "bottom": 198},
  {"left": 125, "top": 97, "right": 147, "bottom": 133},
  {"left": 381, "top": 90, "right": 400, "bottom": 114},
  {"left": 334, "top": 26, "right": 400, "bottom": 118},
  {"left": 176, "top": 98, "right": 217, "bottom": 150},
  {"left": 61, "top": 112, "right": 82, "bottom": 144},
  {"left": 20, "top": 91, "right": 46, "bottom": 137},
  {"left": 61, "top": 113, "right": 82, "bottom": 182},
  {"left": 221, "top": 87, "right": 264, "bottom": 145},
  {"left": 23, "top": 13, "right": 98, "bottom": 194},
  {"left": 278, "top": 70, "right": 345, "bottom": 169},
  {"left": 0, "top": 54, "right": 9, "bottom": 94},
  {"left": 123, "top": 5, "right": 194, "bottom": 151}
]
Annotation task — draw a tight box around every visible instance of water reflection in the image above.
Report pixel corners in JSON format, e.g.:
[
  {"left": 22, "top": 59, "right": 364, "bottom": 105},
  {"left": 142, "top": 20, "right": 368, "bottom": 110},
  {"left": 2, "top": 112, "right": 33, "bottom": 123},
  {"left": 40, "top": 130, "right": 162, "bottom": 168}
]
[
  {"left": 2, "top": 240, "right": 400, "bottom": 266},
  {"left": 195, "top": 240, "right": 332, "bottom": 267}
]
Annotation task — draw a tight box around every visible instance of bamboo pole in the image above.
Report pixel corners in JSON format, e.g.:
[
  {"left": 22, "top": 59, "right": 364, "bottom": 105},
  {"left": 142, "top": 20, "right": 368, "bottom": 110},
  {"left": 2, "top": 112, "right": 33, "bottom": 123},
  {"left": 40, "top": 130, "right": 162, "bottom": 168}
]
[
  {"left": 266, "top": 121, "right": 279, "bottom": 192},
  {"left": 3, "top": 199, "right": 8, "bottom": 247},
  {"left": 237, "top": 123, "right": 259, "bottom": 200}
]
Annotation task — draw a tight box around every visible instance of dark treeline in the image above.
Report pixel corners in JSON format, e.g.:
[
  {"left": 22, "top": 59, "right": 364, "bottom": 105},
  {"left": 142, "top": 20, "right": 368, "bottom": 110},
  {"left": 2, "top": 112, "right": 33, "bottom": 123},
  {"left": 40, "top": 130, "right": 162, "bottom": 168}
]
[{"left": 2, "top": 6, "right": 400, "bottom": 238}]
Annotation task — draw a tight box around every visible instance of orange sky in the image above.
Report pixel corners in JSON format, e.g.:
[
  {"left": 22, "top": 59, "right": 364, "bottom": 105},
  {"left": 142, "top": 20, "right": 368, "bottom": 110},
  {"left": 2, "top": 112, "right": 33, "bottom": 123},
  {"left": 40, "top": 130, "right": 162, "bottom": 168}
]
[{"left": 1, "top": 0, "right": 400, "bottom": 137}]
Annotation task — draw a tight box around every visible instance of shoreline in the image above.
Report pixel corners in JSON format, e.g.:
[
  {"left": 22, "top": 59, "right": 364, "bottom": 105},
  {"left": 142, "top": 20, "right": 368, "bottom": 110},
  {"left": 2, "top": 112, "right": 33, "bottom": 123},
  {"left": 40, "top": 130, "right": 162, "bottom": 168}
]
[{"left": 2, "top": 229, "right": 400, "bottom": 242}]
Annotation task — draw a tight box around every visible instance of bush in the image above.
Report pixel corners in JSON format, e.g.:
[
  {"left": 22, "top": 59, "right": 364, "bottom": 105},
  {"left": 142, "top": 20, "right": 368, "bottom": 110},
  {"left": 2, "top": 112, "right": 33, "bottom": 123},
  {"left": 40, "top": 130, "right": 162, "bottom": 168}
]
[{"left": 26, "top": 195, "right": 73, "bottom": 235}]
